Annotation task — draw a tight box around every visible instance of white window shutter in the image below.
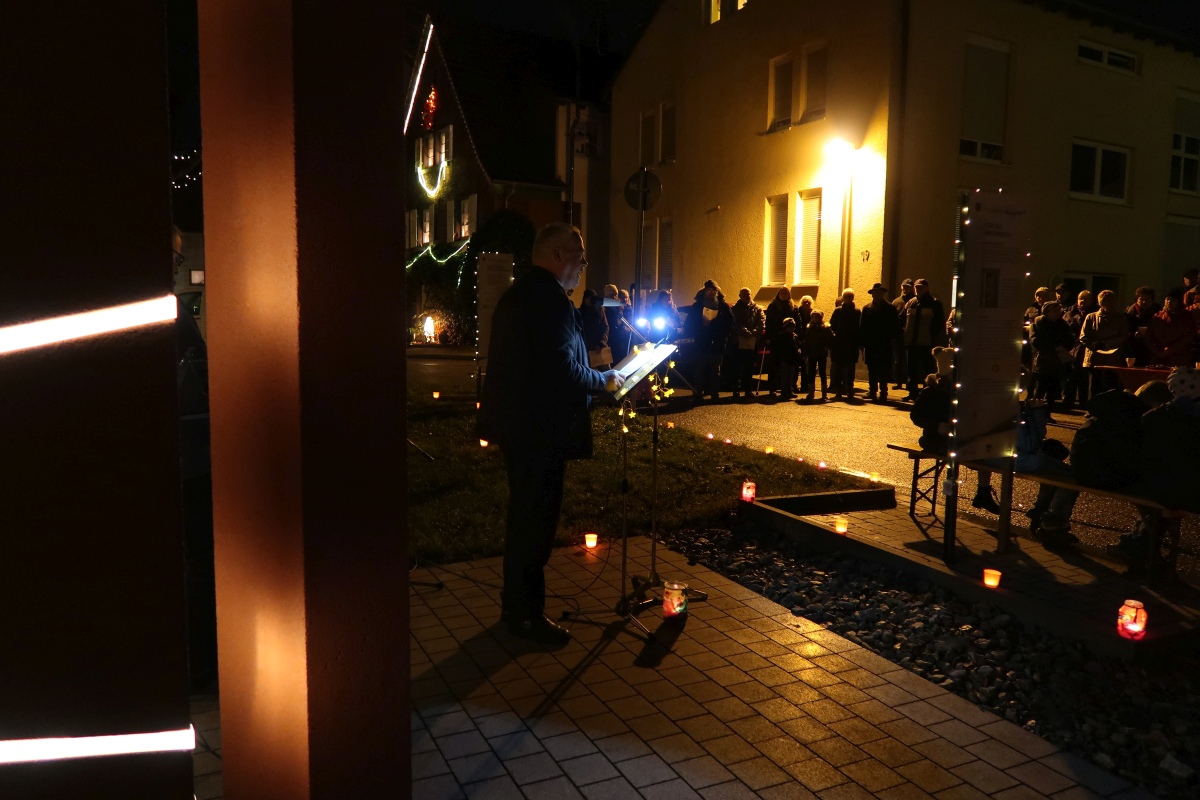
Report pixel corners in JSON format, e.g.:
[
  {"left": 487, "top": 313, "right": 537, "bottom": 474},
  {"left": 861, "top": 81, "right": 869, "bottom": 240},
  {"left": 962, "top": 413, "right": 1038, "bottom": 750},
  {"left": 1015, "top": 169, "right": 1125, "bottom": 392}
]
[
  {"left": 659, "top": 220, "right": 674, "bottom": 288},
  {"left": 444, "top": 200, "right": 455, "bottom": 242},
  {"left": 799, "top": 190, "right": 822, "bottom": 283},
  {"left": 640, "top": 221, "right": 657, "bottom": 289},
  {"left": 769, "top": 196, "right": 788, "bottom": 285}
]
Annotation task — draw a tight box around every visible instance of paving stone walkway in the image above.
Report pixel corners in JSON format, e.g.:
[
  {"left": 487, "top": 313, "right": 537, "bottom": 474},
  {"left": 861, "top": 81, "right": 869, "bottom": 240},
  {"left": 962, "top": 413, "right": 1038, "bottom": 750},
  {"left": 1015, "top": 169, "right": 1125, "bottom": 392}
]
[{"left": 410, "top": 537, "right": 1157, "bottom": 799}]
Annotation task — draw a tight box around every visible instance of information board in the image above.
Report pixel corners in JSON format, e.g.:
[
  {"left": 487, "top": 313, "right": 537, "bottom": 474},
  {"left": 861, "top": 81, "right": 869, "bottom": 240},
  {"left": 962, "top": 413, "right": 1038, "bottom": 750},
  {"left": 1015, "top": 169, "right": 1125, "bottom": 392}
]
[{"left": 953, "top": 192, "right": 1028, "bottom": 461}]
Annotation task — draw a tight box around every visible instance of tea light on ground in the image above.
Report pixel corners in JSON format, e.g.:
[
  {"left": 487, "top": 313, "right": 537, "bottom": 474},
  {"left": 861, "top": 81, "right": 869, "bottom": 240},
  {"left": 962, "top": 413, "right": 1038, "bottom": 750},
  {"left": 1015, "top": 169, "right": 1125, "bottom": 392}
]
[
  {"left": 584, "top": 532, "right": 598, "bottom": 549},
  {"left": 476, "top": 402, "right": 480, "bottom": 409},
  {"left": 663, "top": 581, "right": 688, "bottom": 617},
  {"left": 869, "top": 472, "right": 880, "bottom": 482},
  {"left": 818, "top": 461, "right": 827, "bottom": 469},
  {"left": 983, "top": 568, "right": 1002, "bottom": 588},
  {"left": 740, "top": 480, "right": 756, "bottom": 503},
  {"left": 1117, "top": 599, "right": 1147, "bottom": 640},
  {"left": 667, "top": 421, "right": 675, "bottom": 428},
  {"left": 724, "top": 438, "right": 732, "bottom": 444},
  {"left": 833, "top": 516, "right": 849, "bottom": 534},
  {"left": 706, "top": 433, "right": 714, "bottom": 440},
  {"left": 432, "top": 391, "right": 440, "bottom": 399},
  {"left": 764, "top": 446, "right": 774, "bottom": 454},
  {"left": 479, "top": 439, "right": 489, "bottom": 448}
]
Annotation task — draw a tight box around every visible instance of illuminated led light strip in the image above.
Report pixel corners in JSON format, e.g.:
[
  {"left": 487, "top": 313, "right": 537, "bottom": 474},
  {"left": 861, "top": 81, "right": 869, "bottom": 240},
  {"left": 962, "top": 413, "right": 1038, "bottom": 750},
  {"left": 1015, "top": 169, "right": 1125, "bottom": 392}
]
[
  {"left": 417, "top": 161, "right": 448, "bottom": 198},
  {"left": 0, "top": 295, "right": 178, "bottom": 356},
  {"left": 406, "top": 236, "right": 470, "bottom": 271},
  {"left": 0, "top": 725, "right": 195, "bottom": 765},
  {"left": 403, "top": 23, "right": 435, "bottom": 135}
]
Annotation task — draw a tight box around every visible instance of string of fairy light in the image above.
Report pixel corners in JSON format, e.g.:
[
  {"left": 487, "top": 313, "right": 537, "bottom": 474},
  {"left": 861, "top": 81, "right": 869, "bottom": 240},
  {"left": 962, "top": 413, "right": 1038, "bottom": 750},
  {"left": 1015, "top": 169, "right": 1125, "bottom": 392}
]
[{"left": 171, "top": 150, "right": 202, "bottom": 190}]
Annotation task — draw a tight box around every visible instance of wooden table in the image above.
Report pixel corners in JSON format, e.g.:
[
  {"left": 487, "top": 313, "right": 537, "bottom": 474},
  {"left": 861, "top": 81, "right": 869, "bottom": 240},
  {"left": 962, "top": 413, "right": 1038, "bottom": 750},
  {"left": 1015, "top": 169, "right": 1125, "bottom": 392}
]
[{"left": 1093, "top": 365, "right": 1172, "bottom": 392}]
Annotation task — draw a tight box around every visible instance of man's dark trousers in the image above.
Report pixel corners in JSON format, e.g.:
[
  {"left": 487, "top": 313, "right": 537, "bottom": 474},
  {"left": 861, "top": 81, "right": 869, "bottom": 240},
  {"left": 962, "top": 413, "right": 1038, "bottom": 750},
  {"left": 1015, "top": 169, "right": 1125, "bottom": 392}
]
[
  {"left": 907, "top": 345, "right": 935, "bottom": 393},
  {"left": 501, "top": 445, "right": 567, "bottom": 621}
]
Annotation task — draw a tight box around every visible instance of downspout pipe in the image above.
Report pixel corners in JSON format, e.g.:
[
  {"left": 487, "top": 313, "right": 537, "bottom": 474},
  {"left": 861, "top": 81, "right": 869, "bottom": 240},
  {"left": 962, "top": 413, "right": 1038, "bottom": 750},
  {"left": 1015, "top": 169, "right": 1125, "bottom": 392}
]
[{"left": 883, "top": 0, "right": 911, "bottom": 293}]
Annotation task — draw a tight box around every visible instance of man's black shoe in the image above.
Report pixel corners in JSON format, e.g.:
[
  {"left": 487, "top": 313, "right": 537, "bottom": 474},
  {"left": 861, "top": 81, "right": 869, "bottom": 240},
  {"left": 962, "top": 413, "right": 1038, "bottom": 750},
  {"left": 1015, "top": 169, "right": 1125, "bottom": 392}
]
[{"left": 508, "top": 615, "right": 571, "bottom": 647}]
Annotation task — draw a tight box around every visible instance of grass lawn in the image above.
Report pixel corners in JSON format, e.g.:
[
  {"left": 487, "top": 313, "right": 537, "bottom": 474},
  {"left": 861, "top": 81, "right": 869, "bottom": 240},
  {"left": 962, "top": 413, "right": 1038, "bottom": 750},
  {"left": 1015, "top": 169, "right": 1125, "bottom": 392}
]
[{"left": 406, "top": 394, "right": 865, "bottom": 564}]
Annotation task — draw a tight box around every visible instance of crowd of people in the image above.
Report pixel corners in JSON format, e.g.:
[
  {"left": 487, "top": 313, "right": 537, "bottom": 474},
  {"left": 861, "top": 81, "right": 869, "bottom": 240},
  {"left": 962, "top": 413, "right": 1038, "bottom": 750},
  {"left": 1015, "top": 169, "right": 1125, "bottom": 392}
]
[
  {"left": 572, "top": 270, "right": 1200, "bottom": 556},
  {"left": 578, "top": 268, "right": 1200, "bottom": 418}
]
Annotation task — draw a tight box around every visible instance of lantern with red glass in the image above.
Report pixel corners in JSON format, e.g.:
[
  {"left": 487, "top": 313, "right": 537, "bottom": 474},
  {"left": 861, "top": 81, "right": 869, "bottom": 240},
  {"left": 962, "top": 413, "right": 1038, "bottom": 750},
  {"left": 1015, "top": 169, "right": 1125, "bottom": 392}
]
[
  {"left": 740, "top": 480, "right": 756, "bottom": 503},
  {"left": 1117, "top": 599, "right": 1147, "bottom": 640}
]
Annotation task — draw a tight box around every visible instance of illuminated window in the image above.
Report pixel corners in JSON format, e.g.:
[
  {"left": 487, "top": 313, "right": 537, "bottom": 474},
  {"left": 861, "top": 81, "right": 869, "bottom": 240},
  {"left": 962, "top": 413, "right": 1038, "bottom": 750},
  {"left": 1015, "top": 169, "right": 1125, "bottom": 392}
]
[
  {"left": 800, "top": 47, "right": 826, "bottom": 124},
  {"left": 708, "top": 0, "right": 720, "bottom": 24},
  {"left": 189, "top": 269, "right": 205, "bottom": 286},
  {"left": 770, "top": 58, "right": 793, "bottom": 131},
  {"left": 640, "top": 110, "right": 658, "bottom": 166},
  {"left": 1078, "top": 40, "right": 1138, "bottom": 74},
  {"left": 1069, "top": 140, "right": 1129, "bottom": 202},
  {"left": 435, "top": 126, "right": 452, "bottom": 164},
  {"left": 422, "top": 135, "right": 435, "bottom": 168},
  {"left": 959, "top": 38, "right": 1008, "bottom": 162},
  {"left": 457, "top": 194, "right": 477, "bottom": 239},
  {"left": 767, "top": 194, "right": 788, "bottom": 285},
  {"left": 661, "top": 104, "right": 677, "bottom": 163},
  {"left": 421, "top": 207, "right": 433, "bottom": 244},
  {"left": 798, "top": 189, "right": 821, "bottom": 284}
]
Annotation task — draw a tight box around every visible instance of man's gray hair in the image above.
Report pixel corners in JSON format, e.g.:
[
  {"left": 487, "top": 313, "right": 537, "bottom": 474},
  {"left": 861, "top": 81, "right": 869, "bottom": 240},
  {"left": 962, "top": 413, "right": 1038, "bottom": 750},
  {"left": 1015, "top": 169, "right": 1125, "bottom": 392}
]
[{"left": 532, "top": 222, "right": 582, "bottom": 261}]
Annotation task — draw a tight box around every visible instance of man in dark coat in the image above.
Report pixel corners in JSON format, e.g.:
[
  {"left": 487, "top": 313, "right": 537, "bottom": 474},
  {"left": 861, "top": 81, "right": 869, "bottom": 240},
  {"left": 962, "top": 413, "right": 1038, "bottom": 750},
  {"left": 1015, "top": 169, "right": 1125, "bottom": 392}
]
[
  {"left": 860, "top": 283, "right": 900, "bottom": 401},
  {"left": 828, "top": 288, "right": 861, "bottom": 399},
  {"left": 478, "top": 223, "right": 624, "bottom": 645},
  {"left": 684, "top": 280, "right": 733, "bottom": 402},
  {"left": 901, "top": 278, "right": 947, "bottom": 401}
]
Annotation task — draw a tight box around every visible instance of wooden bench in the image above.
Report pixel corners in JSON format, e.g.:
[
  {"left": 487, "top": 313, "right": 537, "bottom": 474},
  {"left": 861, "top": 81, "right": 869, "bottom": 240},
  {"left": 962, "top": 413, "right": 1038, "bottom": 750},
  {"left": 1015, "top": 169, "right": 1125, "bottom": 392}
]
[{"left": 886, "top": 442, "right": 1186, "bottom": 579}]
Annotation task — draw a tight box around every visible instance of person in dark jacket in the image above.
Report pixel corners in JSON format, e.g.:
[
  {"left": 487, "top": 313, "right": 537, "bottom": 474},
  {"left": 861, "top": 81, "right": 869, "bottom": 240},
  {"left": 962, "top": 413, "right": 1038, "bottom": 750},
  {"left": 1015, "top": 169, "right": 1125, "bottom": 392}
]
[
  {"left": 803, "top": 311, "right": 833, "bottom": 400},
  {"left": 1061, "top": 289, "right": 1096, "bottom": 409},
  {"left": 685, "top": 280, "right": 733, "bottom": 402},
  {"left": 902, "top": 278, "right": 948, "bottom": 401},
  {"left": 478, "top": 223, "right": 624, "bottom": 645},
  {"left": 730, "top": 287, "right": 765, "bottom": 399},
  {"left": 860, "top": 283, "right": 900, "bottom": 402},
  {"left": 1069, "top": 388, "right": 1148, "bottom": 492},
  {"left": 1029, "top": 301, "right": 1075, "bottom": 417},
  {"left": 764, "top": 288, "right": 796, "bottom": 397},
  {"left": 828, "top": 289, "right": 861, "bottom": 400},
  {"left": 603, "top": 284, "right": 631, "bottom": 364},
  {"left": 892, "top": 279, "right": 915, "bottom": 390},
  {"left": 772, "top": 318, "right": 801, "bottom": 399},
  {"left": 1127, "top": 285, "right": 1161, "bottom": 366},
  {"left": 646, "top": 290, "right": 681, "bottom": 341},
  {"left": 580, "top": 288, "right": 609, "bottom": 357},
  {"left": 908, "top": 347, "right": 1001, "bottom": 514},
  {"left": 1144, "top": 289, "right": 1195, "bottom": 367}
]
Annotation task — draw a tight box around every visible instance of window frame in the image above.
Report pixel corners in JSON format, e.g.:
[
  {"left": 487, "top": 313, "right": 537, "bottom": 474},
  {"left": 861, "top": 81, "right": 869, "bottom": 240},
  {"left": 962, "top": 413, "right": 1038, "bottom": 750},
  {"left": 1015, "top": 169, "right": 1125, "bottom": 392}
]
[
  {"left": 768, "top": 56, "right": 794, "bottom": 133},
  {"left": 765, "top": 194, "right": 789, "bottom": 285},
  {"left": 1068, "top": 139, "right": 1132, "bottom": 205},
  {"left": 1077, "top": 39, "right": 1139, "bottom": 76},
  {"left": 1170, "top": 132, "right": 1200, "bottom": 196},
  {"left": 640, "top": 109, "right": 658, "bottom": 167},
  {"left": 660, "top": 103, "right": 677, "bottom": 164},
  {"left": 799, "top": 45, "right": 827, "bottom": 125}
]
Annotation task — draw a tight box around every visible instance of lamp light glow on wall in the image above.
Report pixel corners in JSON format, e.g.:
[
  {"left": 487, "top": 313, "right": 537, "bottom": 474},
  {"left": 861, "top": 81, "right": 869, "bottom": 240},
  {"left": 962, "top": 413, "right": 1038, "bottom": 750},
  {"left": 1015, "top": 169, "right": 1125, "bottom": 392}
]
[
  {"left": 0, "top": 725, "right": 195, "bottom": 765},
  {"left": 983, "top": 569, "right": 1002, "bottom": 588},
  {"left": 1117, "top": 599, "right": 1147, "bottom": 640},
  {"left": 740, "top": 480, "right": 756, "bottom": 503},
  {"left": 0, "top": 295, "right": 177, "bottom": 356}
]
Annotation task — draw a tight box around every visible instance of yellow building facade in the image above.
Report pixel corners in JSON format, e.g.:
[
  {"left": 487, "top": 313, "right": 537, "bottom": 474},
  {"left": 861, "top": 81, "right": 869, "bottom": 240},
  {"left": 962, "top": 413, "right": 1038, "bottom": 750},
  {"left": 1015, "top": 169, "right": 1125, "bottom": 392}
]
[{"left": 610, "top": 0, "right": 1200, "bottom": 310}]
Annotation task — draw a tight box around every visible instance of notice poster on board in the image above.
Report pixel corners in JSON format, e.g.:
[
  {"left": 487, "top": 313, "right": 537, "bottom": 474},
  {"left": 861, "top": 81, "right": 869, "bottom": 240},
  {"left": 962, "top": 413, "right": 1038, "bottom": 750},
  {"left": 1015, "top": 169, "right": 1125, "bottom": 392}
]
[
  {"left": 476, "top": 252, "right": 514, "bottom": 358},
  {"left": 954, "top": 192, "right": 1028, "bottom": 461}
]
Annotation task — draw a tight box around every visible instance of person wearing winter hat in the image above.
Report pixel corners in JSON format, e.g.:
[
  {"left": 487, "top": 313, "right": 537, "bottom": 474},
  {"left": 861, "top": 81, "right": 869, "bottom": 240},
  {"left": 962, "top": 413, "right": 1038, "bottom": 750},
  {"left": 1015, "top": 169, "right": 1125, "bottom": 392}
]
[
  {"left": 684, "top": 280, "right": 733, "bottom": 402},
  {"left": 860, "top": 283, "right": 900, "bottom": 401},
  {"left": 908, "top": 346, "right": 1001, "bottom": 514}
]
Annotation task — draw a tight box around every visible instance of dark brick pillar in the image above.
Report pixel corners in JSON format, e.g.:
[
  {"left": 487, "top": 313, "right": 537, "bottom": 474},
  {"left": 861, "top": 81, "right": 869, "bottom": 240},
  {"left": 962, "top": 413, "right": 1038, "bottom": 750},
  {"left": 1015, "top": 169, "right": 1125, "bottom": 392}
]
[
  {"left": 199, "top": 1, "right": 409, "bottom": 797},
  {"left": 0, "top": 1, "right": 192, "bottom": 798}
]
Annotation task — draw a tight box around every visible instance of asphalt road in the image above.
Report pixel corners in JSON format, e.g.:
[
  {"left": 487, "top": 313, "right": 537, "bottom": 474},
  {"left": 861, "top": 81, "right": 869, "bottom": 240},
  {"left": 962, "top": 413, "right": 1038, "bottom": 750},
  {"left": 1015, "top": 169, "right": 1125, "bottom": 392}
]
[{"left": 407, "top": 351, "right": 1196, "bottom": 584}]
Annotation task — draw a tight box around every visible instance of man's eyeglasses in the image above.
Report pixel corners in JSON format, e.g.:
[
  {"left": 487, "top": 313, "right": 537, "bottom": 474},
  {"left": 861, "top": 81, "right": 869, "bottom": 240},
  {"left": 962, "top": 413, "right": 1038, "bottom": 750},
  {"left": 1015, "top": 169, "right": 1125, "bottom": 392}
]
[{"left": 173, "top": 251, "right": 186, "bottom": 267}]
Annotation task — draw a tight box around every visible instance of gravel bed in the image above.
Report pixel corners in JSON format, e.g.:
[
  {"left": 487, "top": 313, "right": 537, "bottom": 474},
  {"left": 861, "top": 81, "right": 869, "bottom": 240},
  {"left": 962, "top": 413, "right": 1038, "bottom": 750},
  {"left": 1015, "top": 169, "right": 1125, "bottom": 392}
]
[{"left": 662, "top": 521, "right": 1200, "bottom": 799}]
